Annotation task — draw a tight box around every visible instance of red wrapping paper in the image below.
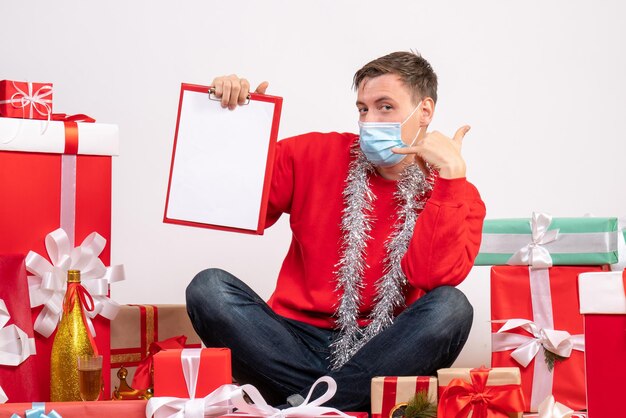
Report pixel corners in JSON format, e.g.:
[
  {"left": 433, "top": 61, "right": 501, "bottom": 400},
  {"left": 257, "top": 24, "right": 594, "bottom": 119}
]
[
  {"left": 0, "top": 255, "right": 40, "bottom": 403},
  {"left": 153, "top": 348, "right": 232, "bottom": 398},
  {"left": 0, "top": 150, "right": 112, "bottom": 401},
  {"left": 580, "top": 269, "right": 626, "bottom": 417},
  {"left": 0, "top": 400, "right": 147, "bottom": 417},
  {"left": 0, "top": 80, "right": 53, "bottom": 120},
  {"left": 584, "top": 314, "right": 626, "bottom": 417},
  {"left": 490, "top": 266, "right": 607, "bottom": 412}
]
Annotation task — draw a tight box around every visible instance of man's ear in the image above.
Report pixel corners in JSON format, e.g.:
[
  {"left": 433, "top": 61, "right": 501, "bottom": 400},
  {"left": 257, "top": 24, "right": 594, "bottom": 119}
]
[{"left": 420, "top": 97, "right": 435, "bottom": 126}]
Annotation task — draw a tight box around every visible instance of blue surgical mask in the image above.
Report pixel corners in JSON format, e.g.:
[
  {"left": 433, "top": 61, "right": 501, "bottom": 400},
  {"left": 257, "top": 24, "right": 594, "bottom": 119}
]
[{"left": 359, "top": 102, "right": 423, "bottom": 167}]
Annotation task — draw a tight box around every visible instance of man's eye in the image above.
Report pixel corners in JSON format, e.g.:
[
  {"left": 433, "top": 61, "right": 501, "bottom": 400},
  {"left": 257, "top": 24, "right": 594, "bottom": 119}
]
[
  {"left": 381, "top": 105, "right": 393, "bottom": 111},
  {"left": 358, "top": 108, "right": 368, "bottom": 114}
]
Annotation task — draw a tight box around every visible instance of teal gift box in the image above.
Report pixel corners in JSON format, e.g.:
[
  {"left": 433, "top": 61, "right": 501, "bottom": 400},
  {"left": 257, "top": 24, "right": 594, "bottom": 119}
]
[{"left": 475, "top": 213, "right": 618, "bottom": 266}]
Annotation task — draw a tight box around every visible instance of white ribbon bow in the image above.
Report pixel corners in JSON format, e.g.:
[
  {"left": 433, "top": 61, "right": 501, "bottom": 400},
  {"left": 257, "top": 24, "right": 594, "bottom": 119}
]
[
  {"left": 146, "top": 384, "right": 239, "bottom": 418},
  {"left": 534, "top": 395, "right": 586, "bottom": 418},
  {"left": 146, "top": 348, "right": 237, "bottom": 418},
  {"left": 25, "top": 228, "right": 125, "bottom": 338},
  {"left": 492, "top": 319, "right": 584, "bottom": 368},
  {"left": 0, "top": 299, "right": 36, "bottom": 366},
  {"left": 232, "top": 376, "right": 351, "bottom": 418},
  {"left": 0, "top": 298, "right": 37, "bottom": 405},
  {"left": 146, "top": 348, "right": 349, "bottom": 418},
  {"left": 507, "top": 212, "right": 559, "bottom": 267},
  {"left": 0, "top": 81, "right": 52, "bottom": 119}
]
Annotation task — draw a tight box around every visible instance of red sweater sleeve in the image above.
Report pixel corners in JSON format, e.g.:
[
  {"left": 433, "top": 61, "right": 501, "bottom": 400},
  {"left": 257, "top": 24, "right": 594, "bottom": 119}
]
[
  {"left": 265, "top": 138, "right": 295, "bottom": 228},
  {"left": 401, "top": 177, "right": 486, "bottom": 291}
]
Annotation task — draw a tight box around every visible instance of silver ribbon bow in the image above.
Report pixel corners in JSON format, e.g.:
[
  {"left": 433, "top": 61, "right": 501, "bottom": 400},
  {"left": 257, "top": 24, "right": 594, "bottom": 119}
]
[{"left": 507, "top": 212, "right": 559, "bottom": 267}]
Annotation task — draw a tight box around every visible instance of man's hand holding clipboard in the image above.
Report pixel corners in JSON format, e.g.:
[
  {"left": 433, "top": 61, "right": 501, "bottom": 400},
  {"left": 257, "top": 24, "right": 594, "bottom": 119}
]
[
  {"left": 210, "top": 74, "right": 270, "bottom": 110},
  {"left": 163, "top": 77, "right": 282, "bottom": 235}
]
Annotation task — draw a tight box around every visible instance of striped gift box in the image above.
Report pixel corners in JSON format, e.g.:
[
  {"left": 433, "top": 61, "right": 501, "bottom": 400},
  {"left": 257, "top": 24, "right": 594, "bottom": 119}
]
[
  {"left": 371, "top": 376, "right": 437, "bottom": 418},
  {"left": 475, "top": 215, "right": 618, "bottom": 266},
  {"left": 110, "top": 304, "right": 201, "bottom": 394}
]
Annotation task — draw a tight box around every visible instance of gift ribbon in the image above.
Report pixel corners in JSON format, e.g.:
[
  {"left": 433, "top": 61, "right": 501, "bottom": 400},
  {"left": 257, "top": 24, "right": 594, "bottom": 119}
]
[
  {"left": 491, "top": 267, "right": 579, "bottom": 411},
  {"left": 146, "top": 383, "right": 238, "bottom": 418},
  {"left": 9, "top": 402, "right": 62, "bottom": 418},
  {"left": 479, "top": 215, "right": 617, "bottom": 265},
  {"left": 610, "top": 217, "right": 626, "bottom": 272},
  {"left": 0, "top": 299, "right": 36, "bottom": 366},
  {"left": 522, "top": 395, "right": 586, "bottom": 418},
  {"left": 377, "top": 376, "right": 433, "bottom": 418},
  {"left": 492, "top": 319, "right": 584, "bottom": 367},
  {"left": 231, "top": 376, "right": 352, "bottom": 418},
  {"left": 25, "top": 228, "right": 124, "bottom": 338},
  {"left": 0, "top": 81, "right": 52, "bottom": 120},
  {"left": 0, "top": 82, "right": 53, "bottom": 138},
  {"left": 133, "top": 335, "right": 188, "bottom": 390},
  {"left": 146, "top": 348, "right": 350, "bottom": 418},
  {"left": 52, "top": 113, "right": 96, "bottom": 243},
  {"left": 437, "top": 367, "right": 525, "bottom": 418},
  {"left": 63, "top": 281, "right": 99, "bottom": 355},
  {"left": 506, "top": 212, "right": 559, "bottom": 267},
  {"left": 146, "top": 348, "right": 238, "bottom": 418},
  {"left": 50, "top": 113, "right": 96, "bottom": 156}
]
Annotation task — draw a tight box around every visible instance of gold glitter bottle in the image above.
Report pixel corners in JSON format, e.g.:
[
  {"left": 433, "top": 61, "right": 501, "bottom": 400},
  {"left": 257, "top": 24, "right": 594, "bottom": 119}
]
[{"left": 50, "top": 269, "right": 96, "bottom": 401}]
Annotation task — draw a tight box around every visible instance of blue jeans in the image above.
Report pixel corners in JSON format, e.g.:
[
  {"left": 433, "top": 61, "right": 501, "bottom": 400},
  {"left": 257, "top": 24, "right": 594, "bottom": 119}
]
[{"left": 186, "top": 268, "right": 472, "bottom": 412}]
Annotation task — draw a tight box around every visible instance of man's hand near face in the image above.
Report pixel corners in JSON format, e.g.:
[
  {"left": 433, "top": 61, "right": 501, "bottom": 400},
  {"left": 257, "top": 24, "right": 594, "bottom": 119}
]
[{"left": 393, "top": 125, "right": 470, "bottom": 179}]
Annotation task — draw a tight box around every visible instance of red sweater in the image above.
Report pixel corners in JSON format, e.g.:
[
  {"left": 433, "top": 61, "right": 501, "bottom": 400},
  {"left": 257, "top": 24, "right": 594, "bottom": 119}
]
[{"left": 265, "top": 132, "right": 486, "bottom": 329}]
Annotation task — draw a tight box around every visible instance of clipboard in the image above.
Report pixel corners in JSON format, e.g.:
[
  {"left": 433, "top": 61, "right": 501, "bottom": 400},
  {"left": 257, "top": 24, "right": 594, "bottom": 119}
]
[{"left": 163, "top": 83, "right": 283, "bottom": 234}]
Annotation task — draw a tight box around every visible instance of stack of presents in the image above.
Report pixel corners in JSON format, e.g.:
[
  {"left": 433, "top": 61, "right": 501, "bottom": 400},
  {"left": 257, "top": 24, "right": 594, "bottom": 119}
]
[{"left": 0, "top": 79, "right": 624, "bottom": 417}]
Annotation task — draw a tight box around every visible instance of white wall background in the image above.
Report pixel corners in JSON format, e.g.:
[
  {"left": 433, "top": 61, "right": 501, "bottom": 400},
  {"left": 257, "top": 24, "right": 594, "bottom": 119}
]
[{"left": 2, "top": 1, "right": 625, "bottom": 368}]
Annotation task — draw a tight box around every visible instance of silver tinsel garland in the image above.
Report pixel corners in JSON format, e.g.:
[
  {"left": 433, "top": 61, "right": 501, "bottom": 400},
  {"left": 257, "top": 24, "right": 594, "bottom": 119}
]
[{"left": 330, "top": 145, "right": 433, "bottom": 369}]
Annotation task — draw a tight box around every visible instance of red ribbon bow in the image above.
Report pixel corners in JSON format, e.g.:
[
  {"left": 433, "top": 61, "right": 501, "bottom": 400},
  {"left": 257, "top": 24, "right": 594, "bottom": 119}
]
[
  {"left": 132, "top": 335, "right": 188, "bottom": 390},
  {"left": 51, "top": 113, "right": 96, "bottom": 155},
  {"left": 64, "top": 281, "right": 99, "bottom": 355},
  {"left": 438, "top": 367, "right": 525, "bottom": 418}
]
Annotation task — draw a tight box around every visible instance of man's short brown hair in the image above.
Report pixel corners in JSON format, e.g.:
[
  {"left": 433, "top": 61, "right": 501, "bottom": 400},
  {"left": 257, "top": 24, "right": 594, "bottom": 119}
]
[{"left": 353, "top": 51, "right": 438, "bottom": 104}]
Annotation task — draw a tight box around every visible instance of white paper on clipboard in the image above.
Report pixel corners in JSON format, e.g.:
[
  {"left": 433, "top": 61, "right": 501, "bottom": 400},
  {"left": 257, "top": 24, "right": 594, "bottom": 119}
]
[{"left": 164, "top": 84, "right": 282, "bottom": 234}]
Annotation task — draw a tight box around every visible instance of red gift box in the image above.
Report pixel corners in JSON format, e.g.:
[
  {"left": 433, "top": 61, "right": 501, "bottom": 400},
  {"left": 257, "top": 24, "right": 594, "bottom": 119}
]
[
  {"left": 0, "top": 400, "right": 148, "bottom": 418},
  {"left": 578, "top": 270, "right": 626, "bottom": 418},
  {"left": 437, "top": 367, "right": 525, "bottom": 418},
  {"left": 0, "top": 116, "right": 119, "bottom": 401},
  {"left": 110, "top": 304, "right": 202, "bottom": 393},
  {"left": 0, "top": 80, "right": 53, "bottom": 120},
  {"left": 0, "top": 255, "right": 39, "bottom": 403},
  {"left": 491, "top": 266, "right": 607, "bottom": 412},
  {"left": 153, "top": 348, "right": 232, "bottom": 398},
  {"left": 371, "top": 376, "right": 437, "bottom": 418}
]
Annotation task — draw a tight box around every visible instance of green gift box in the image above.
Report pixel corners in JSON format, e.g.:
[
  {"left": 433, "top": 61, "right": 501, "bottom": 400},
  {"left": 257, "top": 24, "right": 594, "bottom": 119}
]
[{"left": 475, "top": 213, "right": 618, "bottom": 266}]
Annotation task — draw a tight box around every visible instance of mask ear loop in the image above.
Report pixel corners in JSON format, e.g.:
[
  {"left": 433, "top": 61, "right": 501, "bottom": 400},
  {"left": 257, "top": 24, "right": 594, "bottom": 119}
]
[
  {"left": 409, "top": 126, "right": 422, "bottom": 147},
  {"left": 400, "top": 100, "right": 423, "bottom": 127},
  {"left": 402, "top": 100, "right": 423, "bottom": 147}
]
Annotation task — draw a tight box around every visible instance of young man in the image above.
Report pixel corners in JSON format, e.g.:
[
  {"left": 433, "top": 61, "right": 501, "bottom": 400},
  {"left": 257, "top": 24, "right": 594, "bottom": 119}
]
[{"left": 186, "top": 51, "right": 486, "bottom": 411}]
